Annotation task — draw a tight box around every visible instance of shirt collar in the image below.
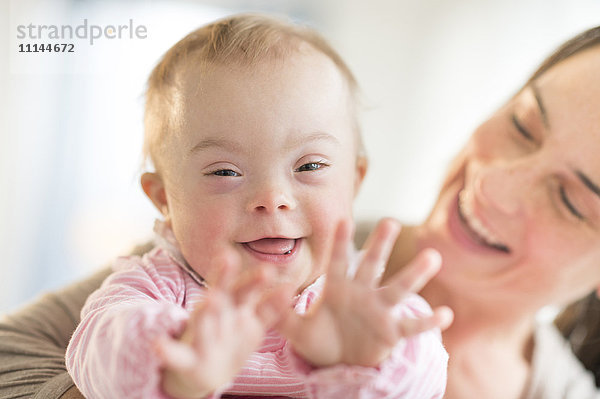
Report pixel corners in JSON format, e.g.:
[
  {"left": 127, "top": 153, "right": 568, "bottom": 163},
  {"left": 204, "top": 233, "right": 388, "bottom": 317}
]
[{"left": 153, "top": 219, "right": 206, "bottom": 287}]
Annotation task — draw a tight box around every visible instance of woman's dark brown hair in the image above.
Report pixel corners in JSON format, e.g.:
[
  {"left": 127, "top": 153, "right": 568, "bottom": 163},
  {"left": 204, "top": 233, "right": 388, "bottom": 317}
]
[
  {"left": 542, "top": 26, "right": 600, "bottom": 386},
  {"left": 556, "top": 293, "right": 600, "bottom": 386}
]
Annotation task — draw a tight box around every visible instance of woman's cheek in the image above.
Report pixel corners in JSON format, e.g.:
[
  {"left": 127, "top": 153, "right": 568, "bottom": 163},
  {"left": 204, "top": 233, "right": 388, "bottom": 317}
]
[{"left": 470, "top": 123, "right": 502, "bottom": 161}]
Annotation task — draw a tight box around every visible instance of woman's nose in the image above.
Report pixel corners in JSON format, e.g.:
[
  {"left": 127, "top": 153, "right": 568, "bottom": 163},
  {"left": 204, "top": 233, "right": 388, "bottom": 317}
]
[
  {"left": 246, "top": 181, "right": 297, "bottom": 213},
  {"left": 475, "top": 160, "right": 536, "bottom": 216}
]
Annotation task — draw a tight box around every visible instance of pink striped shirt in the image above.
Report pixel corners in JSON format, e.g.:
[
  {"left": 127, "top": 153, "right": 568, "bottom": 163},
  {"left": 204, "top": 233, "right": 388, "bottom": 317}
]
[{"left": 66, "top": 244, "right": 448, "bottom": 398}]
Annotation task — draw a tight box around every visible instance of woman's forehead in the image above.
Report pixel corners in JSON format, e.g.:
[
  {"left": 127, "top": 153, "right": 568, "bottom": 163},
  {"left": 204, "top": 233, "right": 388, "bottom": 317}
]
[
  {"left": 532, "top": 49, "right": 600, "bottom": 138},
  {"left": 535, "top": 46, "right": 600, "bottom": 105},
  {"left": 505, "top": 55, "right": 600, "bottom": 193}
]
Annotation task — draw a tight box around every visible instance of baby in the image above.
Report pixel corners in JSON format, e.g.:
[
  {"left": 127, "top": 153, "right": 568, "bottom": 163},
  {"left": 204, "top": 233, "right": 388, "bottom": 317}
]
[{"left": 66, "top": 14, "right": 452, "bottom": 399}]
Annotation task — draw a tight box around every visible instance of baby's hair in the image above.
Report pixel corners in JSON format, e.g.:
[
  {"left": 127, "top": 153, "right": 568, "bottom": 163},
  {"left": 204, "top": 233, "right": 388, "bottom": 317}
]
[{"left": 143, "top": 13, "right": 363, "bottom": 172}]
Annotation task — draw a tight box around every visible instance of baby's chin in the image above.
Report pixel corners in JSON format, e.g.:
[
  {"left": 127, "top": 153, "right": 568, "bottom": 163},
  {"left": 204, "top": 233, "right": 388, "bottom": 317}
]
[{"left": 267, "top": 265, "right": 319, "bottom": 296}]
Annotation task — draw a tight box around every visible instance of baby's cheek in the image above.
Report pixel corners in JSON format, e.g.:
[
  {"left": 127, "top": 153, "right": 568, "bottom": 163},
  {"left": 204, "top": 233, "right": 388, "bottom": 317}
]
[
  {"left": 174, "top": 211, "right": 230, "bottom": 272},
  {"left": 310, "top": 203, "right": 348, "bottom": 254}
]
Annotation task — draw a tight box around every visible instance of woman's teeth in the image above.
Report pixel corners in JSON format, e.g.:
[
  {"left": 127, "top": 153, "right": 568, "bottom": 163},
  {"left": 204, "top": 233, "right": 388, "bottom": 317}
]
[{"left": 458, "top": 190, "right": 510, "bottom": 253}]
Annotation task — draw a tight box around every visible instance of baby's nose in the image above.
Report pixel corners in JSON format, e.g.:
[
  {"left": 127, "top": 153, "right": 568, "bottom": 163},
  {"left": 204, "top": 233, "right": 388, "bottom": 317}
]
[{"left": 247, "top": 182, "right": 297, "bottom": 213}]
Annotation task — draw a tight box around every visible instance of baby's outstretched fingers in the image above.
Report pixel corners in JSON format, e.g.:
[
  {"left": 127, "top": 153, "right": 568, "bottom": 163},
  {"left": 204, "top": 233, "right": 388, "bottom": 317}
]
[
  {"left": 229, "top": 264, "right": 276, "bottom": 306},
  {"left": 326, "top": 220, "right": 353, "bottom": 282},
  {"left": 396, "top": 306, "right": 454, "bottom": 338},
  {"left": 211, "top": 250, "right": 242, "bottom": 291},
  {"left": 379, "top": 248, "right": 442, "bottom": 305},
  {"left": 256, "top": 283, "right": 295, "bottom": 327},
  {"left": 154, "top": 336, "right": 197, "bottom": 372},
  {"left": 354, "top": 218, "right": 401, "bottom": 287},
  {"left": 433, "top": 306, "right": 454, "bottom": 331}
]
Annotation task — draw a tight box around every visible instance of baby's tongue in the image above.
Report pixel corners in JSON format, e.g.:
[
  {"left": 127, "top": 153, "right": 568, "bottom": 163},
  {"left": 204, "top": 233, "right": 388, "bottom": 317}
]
[{"left": 246, "top": 238, "right": 295, "bottom": 255}]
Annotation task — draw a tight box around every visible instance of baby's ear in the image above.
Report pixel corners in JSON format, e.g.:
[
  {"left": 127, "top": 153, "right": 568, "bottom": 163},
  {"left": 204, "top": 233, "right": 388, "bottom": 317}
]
[
  {"left": 354, "top": 155, "right": 368, "bottom": 196},
  {"left": 141, "top": 172, "right": 169, "bottom": 216}
]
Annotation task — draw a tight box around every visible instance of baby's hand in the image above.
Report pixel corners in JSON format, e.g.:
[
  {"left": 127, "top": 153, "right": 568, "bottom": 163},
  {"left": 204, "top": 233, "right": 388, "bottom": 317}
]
[
  {"left": 155, "top": 255, "right": 293, "bottom": 399},
  {"left": 278, "top": 219, "right": 453, "bottom": 368}
]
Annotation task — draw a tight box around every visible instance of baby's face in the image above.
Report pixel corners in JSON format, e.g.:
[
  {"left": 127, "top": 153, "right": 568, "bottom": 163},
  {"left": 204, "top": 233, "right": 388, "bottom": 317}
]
[{"left": 156, "top": 49, "right": 363, "bottom": 291}]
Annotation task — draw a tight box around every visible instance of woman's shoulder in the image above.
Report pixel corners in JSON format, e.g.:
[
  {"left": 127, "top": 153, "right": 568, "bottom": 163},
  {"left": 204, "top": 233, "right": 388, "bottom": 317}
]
[
  {"left": 0, "top": 266, "right": 112, "bottom": 399},
  {"left": 524, "top": 321, "right": 600, "bottom": 399}
]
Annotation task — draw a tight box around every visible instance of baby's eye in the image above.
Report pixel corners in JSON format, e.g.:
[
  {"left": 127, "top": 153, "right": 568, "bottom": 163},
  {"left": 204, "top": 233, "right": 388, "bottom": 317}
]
[
  {"left": 210, "top": 169, "right": 240, "bottom": 177},
  {"left": 295, "top": 162, "right": 326, "bottom": 172}
]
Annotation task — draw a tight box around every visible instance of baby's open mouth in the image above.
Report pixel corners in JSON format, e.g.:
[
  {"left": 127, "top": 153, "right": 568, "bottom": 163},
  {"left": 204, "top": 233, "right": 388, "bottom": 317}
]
[{"left": 243, "top": 238, "right": 297, "bottom": 255}]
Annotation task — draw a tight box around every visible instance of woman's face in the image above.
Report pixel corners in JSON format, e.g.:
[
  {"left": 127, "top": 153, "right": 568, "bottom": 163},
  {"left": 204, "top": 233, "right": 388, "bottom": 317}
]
[{"left": 421, "top": 47, "right": 600, "bottom": 308}]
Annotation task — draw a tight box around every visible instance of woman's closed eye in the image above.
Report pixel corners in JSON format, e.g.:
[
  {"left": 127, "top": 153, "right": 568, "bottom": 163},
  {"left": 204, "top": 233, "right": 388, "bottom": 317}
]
[
  {"left": 559, "top": 186, "right": 585, "bottom": 221},
  {"left": 512, "top": 111, "right": 587, "bottom": 222},
  {"left": 511, "top": 115, "right": 535, "bottom": 142}
]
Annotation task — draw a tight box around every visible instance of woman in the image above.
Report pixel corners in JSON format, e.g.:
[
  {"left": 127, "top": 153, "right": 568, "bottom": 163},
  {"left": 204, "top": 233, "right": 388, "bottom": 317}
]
[
  {"left": 2, "top": 26, "right": 600, "bottom": 399},
  {"left": 378, "top": 25, "right": 600, "bottom": 398}
]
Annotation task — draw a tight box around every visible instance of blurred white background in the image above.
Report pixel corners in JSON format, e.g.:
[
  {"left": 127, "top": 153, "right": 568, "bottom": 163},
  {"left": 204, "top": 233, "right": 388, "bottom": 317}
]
[{"left": 1, "top": 0, "right": 599, "bottom": 312}]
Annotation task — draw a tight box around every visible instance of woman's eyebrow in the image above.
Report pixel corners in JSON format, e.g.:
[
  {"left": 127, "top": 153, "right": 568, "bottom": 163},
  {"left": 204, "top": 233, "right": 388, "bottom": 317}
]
[
  {"left": 575, "top": 170, "right": 600, "bottom": 200},
  {"left": 531, "top": 83, "right": 549, "bottom": 128}
]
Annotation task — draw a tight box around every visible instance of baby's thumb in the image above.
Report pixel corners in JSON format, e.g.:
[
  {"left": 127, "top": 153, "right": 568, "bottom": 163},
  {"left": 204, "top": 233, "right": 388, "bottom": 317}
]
[
  {"left": 256, "top": 284, "right": 295, "bottom": 328},
  {"left": 154, "top": 336, "right": 196, "bottom": 371}
]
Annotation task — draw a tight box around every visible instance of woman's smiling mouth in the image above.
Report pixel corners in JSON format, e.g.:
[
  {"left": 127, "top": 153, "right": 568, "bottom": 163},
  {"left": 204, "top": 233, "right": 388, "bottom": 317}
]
[{"left": 455, "top": 190, "right": 511, "bottom": 254}]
